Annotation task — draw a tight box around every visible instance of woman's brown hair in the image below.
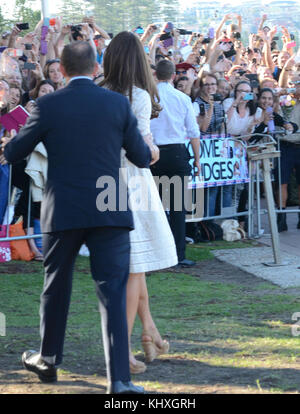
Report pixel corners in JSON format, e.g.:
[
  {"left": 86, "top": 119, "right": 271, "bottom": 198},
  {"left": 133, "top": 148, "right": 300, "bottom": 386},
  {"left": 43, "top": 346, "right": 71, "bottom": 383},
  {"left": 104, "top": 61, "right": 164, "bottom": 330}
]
[{"left": 100, "top": 31, "right": 161, "bottom": 119}]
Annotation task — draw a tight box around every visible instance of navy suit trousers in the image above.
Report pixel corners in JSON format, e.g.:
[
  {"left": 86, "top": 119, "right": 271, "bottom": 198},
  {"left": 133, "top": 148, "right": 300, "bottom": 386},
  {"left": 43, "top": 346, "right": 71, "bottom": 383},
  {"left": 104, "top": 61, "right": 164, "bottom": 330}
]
[{"left": 39, "top": 226, "right": 131, "bottom": 382}]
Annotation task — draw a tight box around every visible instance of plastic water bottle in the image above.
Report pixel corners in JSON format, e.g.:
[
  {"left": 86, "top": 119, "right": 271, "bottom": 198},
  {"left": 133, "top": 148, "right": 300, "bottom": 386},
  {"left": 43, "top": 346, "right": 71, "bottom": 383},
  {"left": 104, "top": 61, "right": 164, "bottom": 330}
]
[{"left": 266, "top": 106, "right": 275, "bottom": 132}]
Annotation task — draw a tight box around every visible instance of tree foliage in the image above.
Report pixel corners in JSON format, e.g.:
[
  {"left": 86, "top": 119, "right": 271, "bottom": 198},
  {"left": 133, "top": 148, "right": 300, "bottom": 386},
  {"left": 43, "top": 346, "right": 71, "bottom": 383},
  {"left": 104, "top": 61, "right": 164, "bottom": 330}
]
[
  {"left": 12, "top": 0, "right": 41, "bottom": 32},
  {"left": 58, "top": 0, "right": 180, "bottom": 35}
]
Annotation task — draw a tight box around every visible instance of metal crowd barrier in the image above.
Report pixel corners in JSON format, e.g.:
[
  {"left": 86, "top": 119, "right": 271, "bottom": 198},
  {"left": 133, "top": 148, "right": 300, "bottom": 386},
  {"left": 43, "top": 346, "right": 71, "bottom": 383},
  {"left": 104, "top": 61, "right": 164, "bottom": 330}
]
[
  {"left": 0, "top": 132, "right": 298, "bottom": 260},
  {"left": 0, "top": 164, "right": 40, "bottom": 243}
]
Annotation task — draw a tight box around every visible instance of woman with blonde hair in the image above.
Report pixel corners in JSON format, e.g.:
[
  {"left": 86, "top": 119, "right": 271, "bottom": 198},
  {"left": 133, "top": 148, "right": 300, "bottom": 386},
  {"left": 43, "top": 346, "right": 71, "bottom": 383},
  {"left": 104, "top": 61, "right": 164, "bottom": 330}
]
[{"left": 101, "top": 31, "right": 178, "bottom": 374}]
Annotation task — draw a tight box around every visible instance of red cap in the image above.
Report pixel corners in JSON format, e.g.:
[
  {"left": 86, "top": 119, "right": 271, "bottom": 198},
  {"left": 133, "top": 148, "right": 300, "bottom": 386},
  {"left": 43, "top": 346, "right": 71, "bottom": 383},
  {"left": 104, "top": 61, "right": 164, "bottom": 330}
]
[
  {"left": 220, "top": 37, "right": 232, "bottom": 43},
  {"left": 175, "top": 62, "right": 195, "bottom": 71}
]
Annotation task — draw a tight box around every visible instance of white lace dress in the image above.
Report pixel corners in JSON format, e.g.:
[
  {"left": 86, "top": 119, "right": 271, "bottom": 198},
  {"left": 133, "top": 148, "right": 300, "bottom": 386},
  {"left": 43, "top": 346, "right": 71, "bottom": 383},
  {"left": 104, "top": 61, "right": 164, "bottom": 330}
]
[{"left": 122, "top": 87, "right": 178, "bottom": 273}]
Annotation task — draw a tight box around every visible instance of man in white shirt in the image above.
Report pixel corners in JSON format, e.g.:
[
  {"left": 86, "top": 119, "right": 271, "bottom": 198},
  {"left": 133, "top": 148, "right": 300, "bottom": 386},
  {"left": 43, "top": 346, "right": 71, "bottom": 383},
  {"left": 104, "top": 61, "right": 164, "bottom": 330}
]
[{"left": 150, "top": 59, "right": 200, "bottom": 267}]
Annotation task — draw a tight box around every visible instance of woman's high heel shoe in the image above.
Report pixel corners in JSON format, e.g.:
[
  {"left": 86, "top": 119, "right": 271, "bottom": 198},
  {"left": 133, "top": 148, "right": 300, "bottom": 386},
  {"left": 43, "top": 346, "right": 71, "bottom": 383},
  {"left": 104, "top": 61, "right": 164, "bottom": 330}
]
[
  {"left": 141, "top": 331, "right": 170, "bottom": 363},
  {"left": 129, "top": 359, "right": 147, "bottom": 374}
]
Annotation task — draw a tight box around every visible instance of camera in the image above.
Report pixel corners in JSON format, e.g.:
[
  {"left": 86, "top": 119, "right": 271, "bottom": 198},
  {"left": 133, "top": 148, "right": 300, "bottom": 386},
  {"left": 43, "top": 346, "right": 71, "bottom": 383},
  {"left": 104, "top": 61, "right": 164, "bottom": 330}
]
[
  {"left": 178, "top": 29, "right": 192, "bottom": 35},
  {"left": 202, "top": 38, "right": 211, "bottom": 44},
  {"left": 135, "top": 26, "right": 144, "bottom": 35},
  {"left": 71, "top": 25, "right": 83, "bottom": 41},
  {"left": 23, "top": 62, "right": 36, "bottom": 70},
  {"left": 25, "top": 43, "right": 32, "bottom": 50},
  {"left": 16, "top": 23, "right": 29, "bottom": 31},
  {"left": 233, "top": 32, "right": 241, "bottom": 39},
  {"left": 213, "top": 93, "right": 223, "bottom": 101},
  {"left": 224, "top": 48, "right": 236, "bottom": 58},
  {"left": 160, "top": 32, "right": 172, "bottom": 41},
  {"left": 243, "top": 92, "right": 254, "bottom": 101},
  {"left": 250, "top": 80, "right": 259, "bottom": 89}
]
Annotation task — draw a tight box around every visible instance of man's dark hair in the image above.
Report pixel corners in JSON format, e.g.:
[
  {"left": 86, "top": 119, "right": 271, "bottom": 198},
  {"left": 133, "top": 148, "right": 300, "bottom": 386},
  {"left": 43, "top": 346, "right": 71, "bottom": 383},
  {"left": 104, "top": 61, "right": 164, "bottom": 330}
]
[
  {"left": 61, "top": 41, "right": 96, "bottom": 76},
  {"left": 155, "top": 59, "right": 175, "bottom": 81}
]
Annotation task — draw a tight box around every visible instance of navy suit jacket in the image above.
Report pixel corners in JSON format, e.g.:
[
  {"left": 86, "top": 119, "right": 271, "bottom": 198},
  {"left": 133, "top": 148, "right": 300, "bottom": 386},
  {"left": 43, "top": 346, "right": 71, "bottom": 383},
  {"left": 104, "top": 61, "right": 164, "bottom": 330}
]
[{"left": 4, "top": 78, "right": 151, "bottom": 233}]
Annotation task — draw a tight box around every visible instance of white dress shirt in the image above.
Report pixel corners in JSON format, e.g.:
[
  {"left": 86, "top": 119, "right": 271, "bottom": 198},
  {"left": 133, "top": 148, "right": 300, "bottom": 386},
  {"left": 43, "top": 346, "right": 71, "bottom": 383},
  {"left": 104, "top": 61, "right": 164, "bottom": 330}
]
[
  {"left": 68, "top": 76, "right": 93, "bottom": 84},
  {"left": 150, "top": 82, "right": 200, "bottom": 145}
]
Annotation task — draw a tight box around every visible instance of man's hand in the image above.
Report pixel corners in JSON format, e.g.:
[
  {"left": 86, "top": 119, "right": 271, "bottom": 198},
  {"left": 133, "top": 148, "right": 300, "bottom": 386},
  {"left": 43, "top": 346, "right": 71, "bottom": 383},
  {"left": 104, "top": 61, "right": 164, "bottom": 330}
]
[
  {"left": 80, "top": 23, "right": 93, "bottom": 41},
  {"left": 284, "top": 122, "right": 293, "bottom": 133},
  {"left": 25, "top": 101, "right": 36, "bottom": 114},
  {"left": 193, "top": 159, "right": 200, "bottom": 176},
  {"left": 10, "top": 25, "right": 21, "bottom": 39},
  {"left": 1, "top": 130, "right": 17, "bottom": 147},
  {"left": 284, "top": 54, "right": 295, "bottom": 71},
  {"left": 0, "top": 130, "right": 16, "bottom": 163},
  {"left": 61, "top": 24, "right": 71, "bottom": 37}
]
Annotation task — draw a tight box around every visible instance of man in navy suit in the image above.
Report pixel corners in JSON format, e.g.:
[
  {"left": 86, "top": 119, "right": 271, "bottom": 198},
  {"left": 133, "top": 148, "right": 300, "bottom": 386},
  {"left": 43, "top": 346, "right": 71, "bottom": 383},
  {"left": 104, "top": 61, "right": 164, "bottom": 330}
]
[{"left": 2, "top": 41, "right": 156, "bottom": 394}]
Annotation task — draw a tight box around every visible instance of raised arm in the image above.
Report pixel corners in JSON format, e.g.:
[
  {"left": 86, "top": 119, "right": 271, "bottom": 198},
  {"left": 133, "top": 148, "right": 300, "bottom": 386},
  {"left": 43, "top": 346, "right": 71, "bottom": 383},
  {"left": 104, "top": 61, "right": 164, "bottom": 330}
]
[
  {"left": 215, "top": 14, "right": 231, "bottom": 40},
  {"left": 278, "top": 54, "right": 295, "bottom": 88}
]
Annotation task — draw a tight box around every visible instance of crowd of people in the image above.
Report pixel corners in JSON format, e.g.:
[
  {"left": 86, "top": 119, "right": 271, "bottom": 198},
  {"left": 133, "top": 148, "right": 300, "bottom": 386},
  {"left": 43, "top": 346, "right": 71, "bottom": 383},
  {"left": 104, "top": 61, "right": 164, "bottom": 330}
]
[
  {"left": 0, "top": 11, "right": 300, "bottom": 393},
  {"left": 0, "top": 13, "right": 299, "bottom": 237}
]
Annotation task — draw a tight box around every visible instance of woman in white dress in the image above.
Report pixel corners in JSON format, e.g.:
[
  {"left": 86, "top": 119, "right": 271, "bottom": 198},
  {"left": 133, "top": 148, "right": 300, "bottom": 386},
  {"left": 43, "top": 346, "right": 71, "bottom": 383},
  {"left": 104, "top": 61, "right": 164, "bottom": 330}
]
[{"left": 101, "top": 32, "right": 178, "bottom": 373}]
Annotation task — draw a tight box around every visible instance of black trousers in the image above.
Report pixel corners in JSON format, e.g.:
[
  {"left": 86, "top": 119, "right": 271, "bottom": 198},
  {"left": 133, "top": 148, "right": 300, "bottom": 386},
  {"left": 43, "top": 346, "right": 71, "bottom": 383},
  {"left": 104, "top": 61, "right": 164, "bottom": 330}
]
[
  {"left": 40, "top": 226, "right": 131, "bottom": 383},
  {"left": 151, "top": 144, "right": 191, "bottom": 262}
]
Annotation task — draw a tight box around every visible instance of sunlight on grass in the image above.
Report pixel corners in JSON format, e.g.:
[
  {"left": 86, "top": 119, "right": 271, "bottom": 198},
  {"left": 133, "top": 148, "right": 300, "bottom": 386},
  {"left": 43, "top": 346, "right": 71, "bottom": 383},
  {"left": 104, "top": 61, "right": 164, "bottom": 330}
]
[{"left": 1, "top": 246, "right": 300, "bottom": 393}]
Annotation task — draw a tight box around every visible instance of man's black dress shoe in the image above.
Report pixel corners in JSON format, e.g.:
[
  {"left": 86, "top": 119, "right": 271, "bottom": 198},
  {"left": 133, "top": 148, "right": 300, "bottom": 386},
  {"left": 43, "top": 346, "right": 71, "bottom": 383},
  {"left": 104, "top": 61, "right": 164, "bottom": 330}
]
[
  {"left": 176, "top": 259, "right": 196, "bottom": 268},
  {"left": 22, "top": 350, "right": 57, "bottom": 383},
  {"left": 107, "top": 381, "right": 145, "bottom": 394}
]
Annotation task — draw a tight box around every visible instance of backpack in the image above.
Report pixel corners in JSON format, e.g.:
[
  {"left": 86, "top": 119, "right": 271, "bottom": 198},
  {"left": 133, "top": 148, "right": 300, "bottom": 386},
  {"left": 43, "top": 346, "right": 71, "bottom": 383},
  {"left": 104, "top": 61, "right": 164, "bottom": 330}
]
[
  {"left": 186, "top": 222, "right": 209, "bottom": 243},
  {"left": 199, "top": 220, "right": 223, "bottom": 242},
  {"left": 186, "top": 220, "right": 223, "bottom": 243},
  {"left": 221, "top": 219, "right": 246, "bottom": 241}
]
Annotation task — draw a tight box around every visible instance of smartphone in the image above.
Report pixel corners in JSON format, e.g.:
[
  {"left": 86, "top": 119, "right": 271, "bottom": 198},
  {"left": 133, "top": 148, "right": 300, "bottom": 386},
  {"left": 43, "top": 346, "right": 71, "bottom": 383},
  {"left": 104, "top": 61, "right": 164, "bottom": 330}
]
[
  {"left": 202, "top": 63, "right": 210, "bottom": 72},
  {"left": 243, "top": 92, "right": 254, "bottom": 101},
  {"left": 245, "top": 73, "right": 259, "bottom": 81},
  {"left": 224, "top": 48, "right": 236, "bottom": 58},
  {"left": 255, "top": 107, "right": 262, "bottom": 120},
  {"left": 144, "top": 46, "right": 150, "bottom": 54},
  {"left": 25, "top": 43, "right": 32, "bottom": 50},
  {"left": 202, "top": 38, "right": 211, "bottom": 44},
  {"left": 16, "top": 23, "right": 29, "bottom": 31},
  {"left": 286, "top": 88, "right": 296, "bottom": 93},
  {"left": 199, "top": 103, "right": 205, "bottom": 116},
  {"left": 49, "top": 18, "right": 56, "bottom": 26},
  {"left": 286, "top": 41, "right": 296, "bottom": 49},
  {"left": 7, "top": 49, "right": 23, "bottom": 57},
  {"left": 208, "top": 27, "right": 214, "bottom": 39},
  {"left": 23, "top": 62, "right": 36, "bottom": 70}
]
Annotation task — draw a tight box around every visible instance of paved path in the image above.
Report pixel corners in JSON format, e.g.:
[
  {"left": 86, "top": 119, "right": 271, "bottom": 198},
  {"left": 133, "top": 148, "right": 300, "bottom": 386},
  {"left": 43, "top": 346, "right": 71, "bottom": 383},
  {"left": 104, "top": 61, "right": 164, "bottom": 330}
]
[{"left": 213, "top": 202, "right": 300, "bottom": 288}]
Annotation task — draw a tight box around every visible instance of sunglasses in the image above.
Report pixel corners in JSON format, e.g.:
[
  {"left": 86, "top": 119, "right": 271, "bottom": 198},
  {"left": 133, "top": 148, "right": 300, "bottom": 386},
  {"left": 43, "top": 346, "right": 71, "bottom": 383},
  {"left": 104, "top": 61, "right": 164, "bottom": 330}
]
[
  {"left": 176, "top": 70, "right": 187, "bottom": 75},
  {"left": 46, "top": 59, "right": 60, "bottom": 65}
]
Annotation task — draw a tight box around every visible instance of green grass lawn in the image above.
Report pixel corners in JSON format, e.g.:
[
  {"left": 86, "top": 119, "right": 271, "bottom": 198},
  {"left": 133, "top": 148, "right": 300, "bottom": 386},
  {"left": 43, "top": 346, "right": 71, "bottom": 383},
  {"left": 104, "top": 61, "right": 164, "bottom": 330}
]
[{"left": 1, "top": 241, "right": 300, "bottom": 393}]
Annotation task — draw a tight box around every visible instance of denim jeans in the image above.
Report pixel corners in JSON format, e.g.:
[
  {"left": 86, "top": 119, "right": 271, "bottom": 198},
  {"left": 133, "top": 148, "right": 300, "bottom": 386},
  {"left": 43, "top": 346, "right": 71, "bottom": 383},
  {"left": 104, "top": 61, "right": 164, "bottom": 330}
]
[
  {"left": 0, "top": 164, "right": 9, "bottom": 224},
  {"left": 205, "top": 185, "right": 232, "bottom": 217}
]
